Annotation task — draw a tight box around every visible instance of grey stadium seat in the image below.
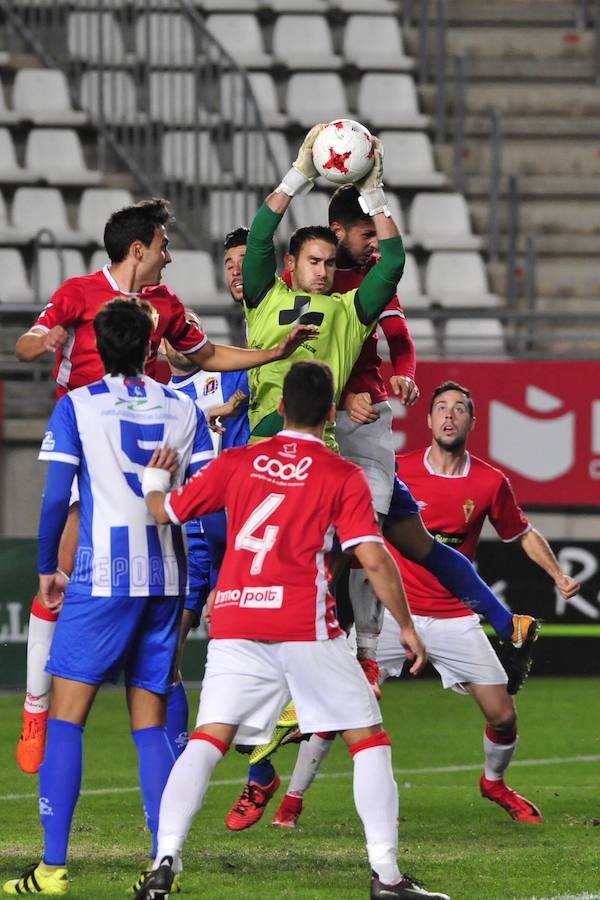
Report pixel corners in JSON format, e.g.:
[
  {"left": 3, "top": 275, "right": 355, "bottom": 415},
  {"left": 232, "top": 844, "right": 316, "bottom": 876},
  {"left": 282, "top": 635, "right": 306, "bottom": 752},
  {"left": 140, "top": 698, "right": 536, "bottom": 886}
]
[
  {"left": 164, "top": 250, "right": 221, "bottom": 308},
  {"left": 33, "top": 249, "right": 87, "bottom": 301},
  {"left": 425, "top": 252, "right": 500, "bottom": 307},
  {"left": 343, "top": 16, "right": 414, "bottom": 71},
  {"left": 24, "top": 129, "right": 101, "bottom": 187},
  {"left": 377, "top": 132, "right": 447, "bottom": 188},
  {"left": 135, "top": 13, "right": 198, "bottom": 66},
  {"left": 80, "top": 71, "right": 140, "bottom": 126},
  {"left": 78, "top": 189, "right": 135, "bottom": 243},
  {"left": 273, "top": 15, "right": 341, "bottom": 70},
  {"left": 0, "top": 249, "right": 35, "bottom": 304},
  {"left": 205, "top": 15, "right": 272, "bottom": 69},
  {"left": 12, "top": 69, "right": 88, "bottom": 127},
  {"left": 409, "top": 193, "right": 483, "bottom": 251},
  {"left": 0, "top": 128, "right": 38, "bottom": 183},
  {"left": 285, "top": 73, "right": 350, "bottom": 128},
  {"left": 12, "top": 188, "right": 90, "bottom": 246},
  {"left": 357, "top": 74, "right": 429, "bottom": 130},
  {"left": 67, "top": 12, "right": 126, "bottom": 64}
]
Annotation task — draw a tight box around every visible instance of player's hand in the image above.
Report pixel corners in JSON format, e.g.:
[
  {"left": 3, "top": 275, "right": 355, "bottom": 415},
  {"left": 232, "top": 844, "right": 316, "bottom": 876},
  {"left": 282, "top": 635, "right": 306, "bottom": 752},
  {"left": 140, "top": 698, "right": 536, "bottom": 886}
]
[
  {"left": 390, "top": 375, "right": 420, "bottom": 406},
  {"left": 355, "top": 135, "right": 384, "bottom": 194},
  {"left": 293, "top": 123, "right": 326, "bottom": 180},
  {"left": 275, "top": 324, "right": 319, "bottom": 359},
  {"left": 204, "top": 588, "right": 216, "bottom": 625},
  {"left": 555, "top": 573, "right": 580, "bottom": 599},
  {"left": 147, "top": 446, "right": 179, "bottom": 474},
  {"left": 44, "top": 325, "right": 68, "bottom": 353},
  {"left": 207, "top": 390, "right": 249, "bottom": 434},
  {"left": 38, "top": 572, "right": 68, "bottom": 613},
  {"left": 345, "top": 391, "right": 379, "bottom": 424},
  {"left": 399, "top": 624, "right": 427, "bottom": 676}
]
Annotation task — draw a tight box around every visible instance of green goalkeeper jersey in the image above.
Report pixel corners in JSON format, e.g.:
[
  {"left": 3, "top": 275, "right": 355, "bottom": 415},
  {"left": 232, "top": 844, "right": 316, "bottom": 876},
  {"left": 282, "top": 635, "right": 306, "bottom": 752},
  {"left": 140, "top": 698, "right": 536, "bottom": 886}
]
[{"left": 242, "top": 202, "right": 405, "bottom": 449}]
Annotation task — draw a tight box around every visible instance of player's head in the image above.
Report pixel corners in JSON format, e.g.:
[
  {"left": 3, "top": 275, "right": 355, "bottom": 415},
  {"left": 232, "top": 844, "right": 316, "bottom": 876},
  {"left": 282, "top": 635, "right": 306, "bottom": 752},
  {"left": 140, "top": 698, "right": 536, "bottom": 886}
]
[
  {"left": 279, "top": 361, "right": 335, "bottom": 431},
  {"left": 163, "top": 308, "right": 202, "bottom": 374},
  {"left": 328, "top": 184, "right": 377, "bottom": 267},
  {"left": 285, "top": 226, "right": 338, "bottom": 295},
  {"left": 94, "top": 298, "right": 153, "bottom": 376},
  {"left": 104, "top": 198, "right": 174, "bottom": 288},
  {"left": 224, "top": 226, "right": 248, "bottom": 304},
  {"left": 428, "top": 381, "right": 475, "bottom": 452}
]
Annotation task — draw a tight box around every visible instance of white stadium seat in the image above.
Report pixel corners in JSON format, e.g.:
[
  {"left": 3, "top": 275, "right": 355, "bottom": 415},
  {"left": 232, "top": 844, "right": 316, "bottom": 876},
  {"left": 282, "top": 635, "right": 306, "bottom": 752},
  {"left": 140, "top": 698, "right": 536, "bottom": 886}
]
[
  {"left": 273, "top": 15, "right": 341, "bottom": 70},
  {"left": 25, "top": 129, "right": 101, "bottom": 186},
  {"left": 357, "top": 74, "right": 429, "bottom": 130},
  {"left": 232, "top": 130, "right": 288, "bottom": 186},
  {"left": 67, "top": 13, "right": 126, "bottom": 64},
  {"left": 285, "top": 73, "right": 350, "bottom": 128},
  {"left": 78, "top": 188, "right": 135, "bottom": 243},
  {"left": 332, "top": 0, "right": 398, "bottom": 10},
  {"left": 12, "top": 188, "right": 90, "bottom": 246},
  {"left": 80, "top": 71, "right": 140, "bottom": 125},
  {"left": 444, "top": 319, "right": 506, "bottom": 357},
  {"left": 266, "top": 0, "right": 328, "bottom": 10},
  {"left": 343, "top": 16, "right": 414, "bottom": 71},
  {"left": 0, "top": 81, "right": 21, "bottom": 125},
  {"left": 208, "top": 190, "right": 256, "bottom": 241},
  {"left": 89, "top": 249, "right": 110, "bottom": 272},
  {"left": 200, "top": 315, "right": 232, "bottom": 343},
  {"left": 135, "top": 13, "right": 197, "bottom": 66},
  {"left": 0, "top": 128, "right": 38, "bottom": 183},
  {"left": 409, "top": 193, "right": 483, "bottom": 251},
  {"left": 12, "top": 69, "right": 88, "bottom": 126},
  {"left": 205, "top": 15, "right": 272, "bottom": 69},
  {"left": 397, "top": 253, "right": 429, "bottom": 310},
  {"left": 201, "top": 0, "right": 260, "bottom": 9},
  {"left": 164, "top": 250, "right": 220, "bottom": 307},
  {"left": 161, "top": 131, "right": 225, "bottom": 186},
  {"left": 32, "top": 249, "right": 87, "bottom": 301},
  {"left": 0, "top": 249, "right": 35, "bottom": 304},
  {"left": 377, "top": 132, "right": 447, "bottom": 188},
  {"left": 220, "top": 72, "right": 287, "bottom": 129},
  {"left": 378, "top": 317, "right": 437, "bottom": 357},
  {"left": 425, "top": 252, "right": 500, "bottom": 307},
  {"left": 148, "top": 72, "right": 215, "bottom": 126}
]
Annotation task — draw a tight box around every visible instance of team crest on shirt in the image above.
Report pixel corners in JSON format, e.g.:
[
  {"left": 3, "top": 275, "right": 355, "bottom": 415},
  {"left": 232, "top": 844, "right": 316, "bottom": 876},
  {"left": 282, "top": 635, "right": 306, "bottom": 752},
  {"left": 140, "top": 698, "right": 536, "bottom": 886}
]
[
  {"left": 463, "top": 499, "right": 475, "bottom": 522},
  {"left": 279, "top": 442, "right": 297, "bottom": 459},
  {"left": 41, "top": 431, "right": 55, "bottom": 451},
  {"left": 203, "top": 377, "right": 218, "bottom": 396}
]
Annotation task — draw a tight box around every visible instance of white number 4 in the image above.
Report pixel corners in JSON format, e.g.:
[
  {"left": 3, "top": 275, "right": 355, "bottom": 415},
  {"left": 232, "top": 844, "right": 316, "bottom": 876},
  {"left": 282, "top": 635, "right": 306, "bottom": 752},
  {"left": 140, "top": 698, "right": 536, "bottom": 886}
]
[{"left": 235, "top": 493, "right": 285, "bottom": 575}]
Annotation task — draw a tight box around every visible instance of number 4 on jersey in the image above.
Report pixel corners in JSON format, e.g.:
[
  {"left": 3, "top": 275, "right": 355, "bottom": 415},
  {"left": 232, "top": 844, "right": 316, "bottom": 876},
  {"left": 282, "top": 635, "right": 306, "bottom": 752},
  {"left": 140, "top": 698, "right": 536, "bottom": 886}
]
[{"left": 235, "top": 493, "right": 285, "bottom": 575}]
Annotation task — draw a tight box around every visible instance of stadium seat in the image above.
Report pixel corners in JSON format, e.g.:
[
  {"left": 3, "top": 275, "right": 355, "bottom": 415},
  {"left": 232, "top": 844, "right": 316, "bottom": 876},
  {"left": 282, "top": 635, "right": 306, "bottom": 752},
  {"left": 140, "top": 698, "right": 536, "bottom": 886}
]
[
  {"left": 12, "top": 188, "right": 90, "bottom": 246},
  {"left": 24, "top": 129, "right": 101, "bottom": 186},
  {"left": 200, "top": 314, "right": 232, "bottom": 343},
  {"left": 67, "top": 12, "right": 126, "bottom": 64},
  {"left": 383, "top": 192, "right": 410, "bottom": 244},
  {"left": 443, "top": 318, "right": 506, "bottom": 357},
  {"left": 273, "top": 15, "right": 341, "bottom": 70},
  {"left": 0, "top": 249, "right": 35, "bottom": 304},
  {"left": 378, "top": 316, "right": 437, "bottom": 357},
  {"left": 205, "top": 15, "right": 272, "bottom": 69},
  {"left": 80, "top": 71, "right": 140, "bottom": 125},
  {"left": 0, "top": 128, "right": 38, "bottom": 184},
  {"left": 78, "top": 188, "right": 135, "bottom": 243},
  {"left": 343, "top": 16, "right": 414, "bottom": 71},
  {"left": 377, "top": 132, "right": 447, "bottom": 188},
  {"left": 277, "top": 189, "right": 331, "bottom": 246},
  {"left": 357, "top": 74, "right": 429, "bottom": 130},
  {"left": 201, "top": 0, "right": 260, "bottom": 9},
  {"left": 208, "top": 189, "right": 258, "bottom": 241},
  {"left": 409, "top": 193, "right": 483, "bottom": 251},
  {"left": 163, "top": 249, "right": 220, "bottom": 307},
  {"left": 161, "top": 131, "right": 227, "bottom": 185},
  {"left": 32, "top": 248, "right": 86, "bottom": 301},
  {"left": 398, "top": 253, "right": 429, "bottom": 309},
  {"left": 12, "top": 69, "right": 88, "bottom": 127},
  {"left": 148, "top": 72, "right": 215, "bottom": 126},
  {"left": 266, "top": 0, "right": 328, "bottom": 10},
  {"left": 219, "top": 72, "right": 287, "bottom": 129},
  {"left": 135, "top": 13, "right": 198, "bottom": 66},
  {"left": 425, "top": 252, "right": 501, "bottom": 307},
  {"left": 0, "top": 82, "right": 20, "bottom": 125},
  {"left": 89, "top": 248, "right": 110, "bottom": 272},
  {"left": 286, "top": 74, "right": 350, "bottom": 128},
  {"left": 331, "top": 0, "right": 398, "bottom": 11},
  {"left": 232, "top": 130, "right": 288, "bottom": 186}
]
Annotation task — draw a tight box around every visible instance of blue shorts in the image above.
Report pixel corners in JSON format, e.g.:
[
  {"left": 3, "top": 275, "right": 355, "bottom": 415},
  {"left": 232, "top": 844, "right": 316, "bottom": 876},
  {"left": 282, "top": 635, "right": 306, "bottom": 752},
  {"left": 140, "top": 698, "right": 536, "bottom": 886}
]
[
  {"left": 384, "top": 474, "right": 420, "bottom": 526},
  {"left": 45, "top": 589, "right": 183, "bottom": 694},
  {"left": 184, "top": 530, "right": 211, "bottom": 622}
]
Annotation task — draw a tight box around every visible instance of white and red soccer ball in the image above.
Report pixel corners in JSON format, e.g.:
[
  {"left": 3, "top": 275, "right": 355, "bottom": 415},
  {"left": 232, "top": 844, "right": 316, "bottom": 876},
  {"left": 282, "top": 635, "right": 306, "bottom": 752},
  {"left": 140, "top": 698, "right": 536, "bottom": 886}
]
[{"left": 312, "top": 119, "right": 375, "bottom": 185}]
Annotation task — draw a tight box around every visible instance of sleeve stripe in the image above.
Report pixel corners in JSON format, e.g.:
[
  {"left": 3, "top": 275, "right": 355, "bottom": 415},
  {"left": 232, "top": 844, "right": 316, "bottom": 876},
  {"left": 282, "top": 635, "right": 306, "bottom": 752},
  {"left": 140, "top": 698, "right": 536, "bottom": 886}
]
[
  {"left": 164, "top": 493, "right": 181, "bottom": 525},
  {"left": 191, "top": 450, "right": 215, "bottom": 463},
  {"left": 30, "top": 325, "right": 49, "bottom": 333},
  {"left": 341, "top": 534, "right": 384, "bottom": 551},
  {"left": 378, "top": 310, "right": 404, "bottom": 321},
  {"left": 182, "top": 336, "right": 208, "bottom": 355},
  {"left": 38, "top": 451, "right": 80, "bottom": 465},
  {"left": 501, "top": 524, "right": 531, "bottom": 543}
]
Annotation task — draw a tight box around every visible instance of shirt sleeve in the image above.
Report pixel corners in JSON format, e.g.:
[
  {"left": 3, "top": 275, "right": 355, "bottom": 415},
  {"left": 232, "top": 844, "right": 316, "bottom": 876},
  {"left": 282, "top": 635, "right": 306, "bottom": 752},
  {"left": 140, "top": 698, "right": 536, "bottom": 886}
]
[
  {"left": 489, "top": 475, "right": 530, "bottom": 541},
  {"left": 379, "top": 299, "right": 416, "bottom": 380},
  {"left": 242, "top": 202, "right": 280, "bottom": 307},
  {"left": 165, "top": 296, "right": 208, "bottom": 355},
  {"left": 34, "top": 280, "right": 85, "bottom": 333},
  {"left": 334, "top": 467, "right": 384, "bottom": 550},
  {"left": 354, "top": 235, "right": 406, "bottom": 325},
  {"left": 165, "top": 452, "right": 230, "bottom": 525},
  {"left": 38, "top": 394, "right": 82, "bottom": 465},
  {"left": 189, "top": 406, "right": 215, "bottom": 475}
]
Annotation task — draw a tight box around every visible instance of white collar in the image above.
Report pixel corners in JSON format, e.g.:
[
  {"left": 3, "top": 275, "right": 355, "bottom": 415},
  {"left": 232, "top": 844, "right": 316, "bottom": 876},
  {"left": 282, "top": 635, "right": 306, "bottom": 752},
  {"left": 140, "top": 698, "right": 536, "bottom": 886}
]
[
  {"left": 423, "top": 447, "right": 471, "bottom": 478},
  {"left": 102, "top": 264, "right": 139, "bottom": 297},
  {"left": 279, "top": 429, "right": 324, "bottom": 445}
]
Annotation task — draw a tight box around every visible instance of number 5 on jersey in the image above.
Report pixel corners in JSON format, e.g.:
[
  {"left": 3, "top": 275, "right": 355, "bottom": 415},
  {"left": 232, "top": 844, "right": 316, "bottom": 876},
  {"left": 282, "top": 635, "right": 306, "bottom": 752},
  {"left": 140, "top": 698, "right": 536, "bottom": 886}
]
[{"left": 235, "top": 493, "right": 285, "bottom": 575}]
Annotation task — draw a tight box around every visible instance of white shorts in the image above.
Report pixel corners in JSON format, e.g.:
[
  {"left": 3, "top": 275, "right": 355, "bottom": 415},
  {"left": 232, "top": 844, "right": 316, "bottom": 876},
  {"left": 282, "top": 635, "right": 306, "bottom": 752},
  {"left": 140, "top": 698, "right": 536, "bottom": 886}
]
[
  {"left": 377, "top": 610, "right": 508, "bottom": 695},
  {"left": 196, "top": 635, "right": 382, "bottom": 744},
  {"left": 336, "top": 402, "right": 395, "bottom": 515}
]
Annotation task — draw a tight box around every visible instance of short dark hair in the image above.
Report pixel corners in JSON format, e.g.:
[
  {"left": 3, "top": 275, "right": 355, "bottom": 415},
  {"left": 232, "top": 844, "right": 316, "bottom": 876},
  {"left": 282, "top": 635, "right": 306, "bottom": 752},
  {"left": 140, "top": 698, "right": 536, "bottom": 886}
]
[
  {"left": 288, "top": 225, "right": 338, "bottom": 257},
  {"left": 224, "top": 226, "right": 249, "bottom": 250},
  {"left": 328, "top": 184, "right": 369, "bottom": 227},
  {"left": 429, "top": 381, "right": 475, "bottom": 418},
  {"left": 282, "top": 361, "right": 334, "bottom": 427},
  {"left": 94, "top": 298, "right": 153, "bottom": 376},
  {"left": 104, "top": 198, "right": 174, "bottom": 263}
]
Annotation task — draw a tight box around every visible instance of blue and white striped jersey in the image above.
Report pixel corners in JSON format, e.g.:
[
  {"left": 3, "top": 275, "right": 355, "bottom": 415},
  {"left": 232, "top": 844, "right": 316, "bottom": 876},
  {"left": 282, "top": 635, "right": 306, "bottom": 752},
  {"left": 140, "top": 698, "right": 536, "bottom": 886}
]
[
  {"left": 38, "top": 373, "right": 214, "bottom": 597},
  {"left": 169, "top": 369, "right": 250, "bottom": 454}
]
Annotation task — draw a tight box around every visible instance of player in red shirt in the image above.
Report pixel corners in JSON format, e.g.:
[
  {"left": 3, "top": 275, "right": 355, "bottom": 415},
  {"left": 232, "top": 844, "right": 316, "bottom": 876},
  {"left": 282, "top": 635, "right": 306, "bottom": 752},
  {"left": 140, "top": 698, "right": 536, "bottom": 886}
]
[
  {"left": 14, "top": 199, "right": 314, "bottom": 775},
  {"left": 135, "top": 361, "right": 450, "bottom": 900}
]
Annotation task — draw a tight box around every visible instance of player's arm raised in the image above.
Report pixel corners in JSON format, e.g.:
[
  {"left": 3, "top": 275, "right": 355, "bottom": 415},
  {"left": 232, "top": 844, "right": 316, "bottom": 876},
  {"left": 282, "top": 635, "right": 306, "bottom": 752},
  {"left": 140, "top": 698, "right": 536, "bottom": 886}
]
[
  {"left": 16, "top": 325, "right": 69, "bottom": 361},
  {"left": 520, "top": 527, "right": 580, "bottom": 599}
]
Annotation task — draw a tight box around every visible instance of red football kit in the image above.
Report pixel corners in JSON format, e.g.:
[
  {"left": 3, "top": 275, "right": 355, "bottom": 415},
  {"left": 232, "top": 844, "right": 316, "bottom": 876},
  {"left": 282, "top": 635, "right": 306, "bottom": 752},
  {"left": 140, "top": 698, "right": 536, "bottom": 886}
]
[
  {"left": 281, "top": 258, "right": 416, "bottom": 405},
  {"left": 165, "top": 430, "right": 383, "bottom": 641},
  {"left": 33, "top": 265, "right": 207, "bottom": 396},
  {"left": 390, "top": 448, "right": 530, "bottom": 618}
]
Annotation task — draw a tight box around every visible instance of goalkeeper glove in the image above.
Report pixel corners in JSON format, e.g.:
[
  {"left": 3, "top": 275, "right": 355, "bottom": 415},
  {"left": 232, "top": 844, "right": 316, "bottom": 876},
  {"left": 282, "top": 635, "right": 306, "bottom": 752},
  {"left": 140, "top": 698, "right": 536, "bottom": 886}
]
[
  {"left": 355, "top": 136, "right": 391, "bottom": 217},
  {"left": 276, "top": 123, "right": 325, "bottom": 197}
]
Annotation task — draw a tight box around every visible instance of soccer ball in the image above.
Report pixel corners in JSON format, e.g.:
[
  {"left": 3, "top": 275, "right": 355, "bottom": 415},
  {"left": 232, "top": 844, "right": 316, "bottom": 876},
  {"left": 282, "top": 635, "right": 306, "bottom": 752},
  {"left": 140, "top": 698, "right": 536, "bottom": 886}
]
[{"left": 312, "top": 119, "right": 374, "bottom": 185}]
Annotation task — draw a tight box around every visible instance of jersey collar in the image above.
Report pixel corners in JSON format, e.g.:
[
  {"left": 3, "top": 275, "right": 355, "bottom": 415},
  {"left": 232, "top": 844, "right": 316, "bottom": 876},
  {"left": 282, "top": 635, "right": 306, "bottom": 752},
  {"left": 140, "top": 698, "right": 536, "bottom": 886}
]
[
  {"left": 423, "top": 447, "right": 471, "bottom": 478},
  {"left": 279, "top": 429, "right": 324, "bottom": 445},
  {"left": 102, "top": 264, "right": 139, "bottom": 297}
]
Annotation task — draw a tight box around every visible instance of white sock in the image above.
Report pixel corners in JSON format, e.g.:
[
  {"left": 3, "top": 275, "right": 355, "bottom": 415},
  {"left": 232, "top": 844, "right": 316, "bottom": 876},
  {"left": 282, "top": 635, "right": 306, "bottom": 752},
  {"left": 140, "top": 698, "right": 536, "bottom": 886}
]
[
  {"left": 349, "top": 570, "right": 383, "bottom": 660},
  {"left": 287, "top": 734, "right": 334, "bottom": 797},
  {"left": 154, "top": 737, "right": 225, "bottom": 869},
  {"left": 24, "top": 611, "right": 56, "bottom": 714},
  {"left": 483, "top": 728, "right": 518, "bottom": 781},
  {"left": 353, "top": 744, "right": 400, "bottom": 886}
]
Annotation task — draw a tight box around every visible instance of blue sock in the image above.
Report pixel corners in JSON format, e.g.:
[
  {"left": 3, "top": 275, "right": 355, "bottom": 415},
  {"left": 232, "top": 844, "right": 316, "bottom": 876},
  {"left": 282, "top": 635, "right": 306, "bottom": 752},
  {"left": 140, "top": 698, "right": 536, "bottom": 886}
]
[
  {"left": 39, "top": 719, "right": 84, "bottom": 866},
  {"left": 132, "top": 726, "right": 175, "bottom": 859},
  {"left": 166, "top": 681, "right": 189, "bottom": 758},
  {"left": 248, "top": 758, "right": 275, "bottom": 787},
  {"left": 422, "top": 539, "right": 513, "bottom": 638}
]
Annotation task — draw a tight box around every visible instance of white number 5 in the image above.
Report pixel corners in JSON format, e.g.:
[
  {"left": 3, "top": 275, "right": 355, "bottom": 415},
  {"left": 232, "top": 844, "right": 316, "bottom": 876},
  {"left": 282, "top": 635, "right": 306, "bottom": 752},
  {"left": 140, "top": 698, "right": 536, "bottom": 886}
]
[{"left": 235, "top": 493, "right": 285, "bottom": 575}]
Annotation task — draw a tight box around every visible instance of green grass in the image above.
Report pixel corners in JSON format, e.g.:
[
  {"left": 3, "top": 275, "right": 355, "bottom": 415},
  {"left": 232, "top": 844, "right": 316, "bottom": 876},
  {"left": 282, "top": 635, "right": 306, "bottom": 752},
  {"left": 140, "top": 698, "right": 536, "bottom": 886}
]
[{"left": 1, "top": 678, "right": 599, "bottom": 900}]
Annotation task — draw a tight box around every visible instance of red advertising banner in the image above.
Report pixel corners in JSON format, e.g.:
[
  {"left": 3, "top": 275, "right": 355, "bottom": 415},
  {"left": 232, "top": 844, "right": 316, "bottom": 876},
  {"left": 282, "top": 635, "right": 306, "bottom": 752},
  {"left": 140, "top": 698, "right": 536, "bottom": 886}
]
[{"left": 381, "top": 361, "right": 600, "bottom": 507}]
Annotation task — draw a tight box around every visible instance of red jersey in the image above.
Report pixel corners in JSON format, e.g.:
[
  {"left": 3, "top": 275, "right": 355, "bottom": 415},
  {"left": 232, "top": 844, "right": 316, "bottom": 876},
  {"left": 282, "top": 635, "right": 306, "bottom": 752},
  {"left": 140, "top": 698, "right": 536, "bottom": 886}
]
[
  {"left": 166, "top": 430, "right": 383, "bottom": 641},
  {"left": 281, "top": 258, "right": 416, "bottom": 405},
  {"left": 33, "top": 266, "right": 207, "bottom": 396},
  {"left": 390, "top": 448, "right": 530, "bottom": 618}
]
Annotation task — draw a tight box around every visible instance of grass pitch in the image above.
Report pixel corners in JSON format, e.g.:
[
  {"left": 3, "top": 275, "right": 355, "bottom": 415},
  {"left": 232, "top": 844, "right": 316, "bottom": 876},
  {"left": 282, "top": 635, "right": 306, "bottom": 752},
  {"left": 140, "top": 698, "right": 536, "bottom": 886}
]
[{"left": 0, "top": 676, "right": 598, "bottom": 900}]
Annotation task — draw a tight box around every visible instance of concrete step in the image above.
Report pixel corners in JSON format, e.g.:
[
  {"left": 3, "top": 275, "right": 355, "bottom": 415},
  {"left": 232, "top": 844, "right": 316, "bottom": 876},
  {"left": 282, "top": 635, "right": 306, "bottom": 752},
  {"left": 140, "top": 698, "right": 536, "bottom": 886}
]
[
  {"left": 443, "top": 26, "right": 592, "bottom": 59},
  {"left": 462, "top": 174, "right": 600, "bottom": 197},
  {"left": 470, "top": 200, "right": 600, "bottom": 235},
  {"left": 445, "top": 115, "right": 600, "bottom": 138},
  {"left": 437, "top": 140, "right": 600, "bottom": 177},
  {"left": 423, "top": 0, "right": 580, "bottom": 26},
  {"left": 431, "top": 57, "right": 597, "bottom": 81},
  {"left": 421, "top": 83, "right": 600, "bottom": 117},
  {"left": 489, "top": 257, "right": 600, "bottom": 297}
]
